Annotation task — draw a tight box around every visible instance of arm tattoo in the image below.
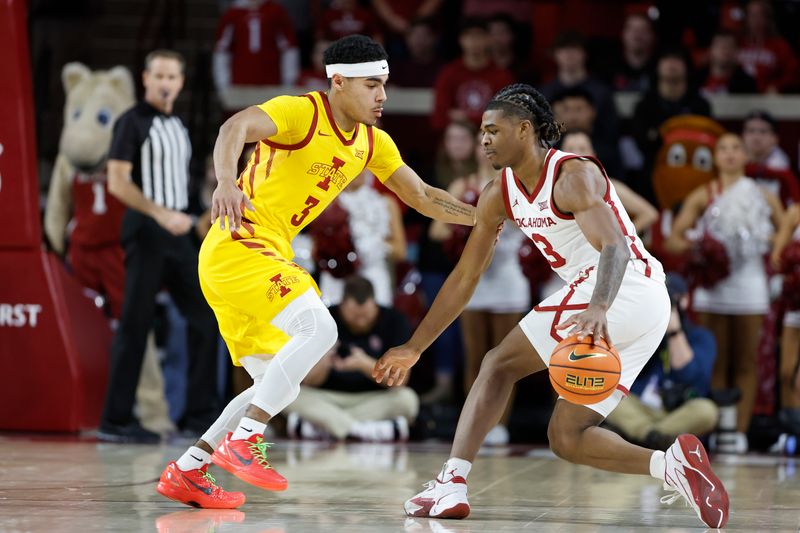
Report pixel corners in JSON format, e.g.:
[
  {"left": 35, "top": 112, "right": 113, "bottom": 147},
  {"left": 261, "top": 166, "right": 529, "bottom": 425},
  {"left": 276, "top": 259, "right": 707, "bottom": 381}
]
[
  {"left": 589, "top": 243, "right": 629, "bottom": 309},
  {"left": 431, "top": 196, "right": 473, "bottom": 217}
]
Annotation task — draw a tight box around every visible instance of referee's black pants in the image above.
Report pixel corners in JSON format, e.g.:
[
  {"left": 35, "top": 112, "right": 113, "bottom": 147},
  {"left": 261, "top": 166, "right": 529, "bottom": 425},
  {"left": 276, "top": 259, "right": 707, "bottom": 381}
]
[{"left": 102, "top": 216, "right": 220, "bottom": 430}]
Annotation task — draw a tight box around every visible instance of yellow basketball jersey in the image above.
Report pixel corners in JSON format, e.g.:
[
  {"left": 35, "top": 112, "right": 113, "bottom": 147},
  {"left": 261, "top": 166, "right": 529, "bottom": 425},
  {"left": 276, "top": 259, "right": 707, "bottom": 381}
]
[{"left": 236, "top": 91, "right": 405, "bottom": 258}]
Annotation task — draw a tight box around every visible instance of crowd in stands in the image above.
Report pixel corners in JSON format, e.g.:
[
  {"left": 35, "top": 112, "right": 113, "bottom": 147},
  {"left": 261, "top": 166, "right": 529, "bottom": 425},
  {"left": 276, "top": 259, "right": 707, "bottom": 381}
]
[{"left": 44, "top": 0, "right": 800, "bottom": 451}]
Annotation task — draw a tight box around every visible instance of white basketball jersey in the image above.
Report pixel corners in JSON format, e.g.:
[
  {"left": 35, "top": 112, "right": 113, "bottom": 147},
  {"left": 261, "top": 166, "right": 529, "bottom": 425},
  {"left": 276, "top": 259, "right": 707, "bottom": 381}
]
[{"left": 501, "top": 149, "right": 663, "bottom": 283}]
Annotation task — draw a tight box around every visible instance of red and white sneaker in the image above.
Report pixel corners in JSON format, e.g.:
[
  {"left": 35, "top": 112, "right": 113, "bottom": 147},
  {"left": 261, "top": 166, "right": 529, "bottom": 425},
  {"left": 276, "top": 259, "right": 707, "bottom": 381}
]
[
  {"left": 662, "top": 434, "right": 729, "bottom": 528},
  {"left": 212, "top": 432, "right": 288, "bottom": 492},
  {"left": 404, "top": 466, "right": 470, "bottom": 519},
  {"left": 156, "top": 462, "right": 246, "bottom": 509}
]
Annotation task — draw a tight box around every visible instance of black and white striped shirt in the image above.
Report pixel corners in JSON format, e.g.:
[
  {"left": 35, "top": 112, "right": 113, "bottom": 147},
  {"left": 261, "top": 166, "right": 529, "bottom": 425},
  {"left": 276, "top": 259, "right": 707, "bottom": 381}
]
[{"left": 109, "top": 101, "right": 192, "bottom": 211}]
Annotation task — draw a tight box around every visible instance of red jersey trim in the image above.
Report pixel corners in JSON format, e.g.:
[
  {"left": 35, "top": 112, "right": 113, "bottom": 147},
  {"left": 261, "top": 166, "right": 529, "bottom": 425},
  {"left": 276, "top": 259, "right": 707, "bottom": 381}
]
[
  {"left": 247, "top": 143, "right": 261, "bottom": 199},
  {"left": 261, "top": 93, "right": 319, "bottom": 150},
  {"left": 501, "top": 169, "right": 515, "bottom": 220},
  {"left": 319, "top": 91, "right": 360, "bottom": 146},
  {"left": 604, "top": 175, "right": 653, "bottom": 278},
  {"left": 365, "top": 125, "right": 375, "bottom": 165},
  {"left": 513, "top": 148, "right": 554, "bottom": 203},
  {"left": 534, "top": 266, "right": 595, "bottom": 342}
]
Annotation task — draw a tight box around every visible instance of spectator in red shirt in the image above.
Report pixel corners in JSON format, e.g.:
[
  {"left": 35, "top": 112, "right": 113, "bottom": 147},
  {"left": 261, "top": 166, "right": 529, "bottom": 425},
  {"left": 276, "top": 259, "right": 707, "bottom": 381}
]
[
  {"left": 296, "top": 39, "right": 330, "bottom": 91},
  {"left": 390, "top": 17, "right": 444, "bottom": 88},
  {"left": 430, "top": 19, "right": 514, "bottom": 131},
  {"left": 213, "top": 0, "right": 299, "bottom": 92},
  {"left": 738, "top": 0, "right": 798, "bottom": 93},
  {"left": 699, "top": 30, "right": 758, "bottom": 97},
  {"left": 316, "top": 0, "right": 382, "bottom": 43}
]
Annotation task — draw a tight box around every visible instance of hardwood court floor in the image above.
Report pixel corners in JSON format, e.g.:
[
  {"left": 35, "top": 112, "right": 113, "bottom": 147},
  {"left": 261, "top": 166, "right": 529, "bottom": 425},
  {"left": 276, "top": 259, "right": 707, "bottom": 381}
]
[{"left": 0, "top": 435, "right": 798, "bottom": 532}]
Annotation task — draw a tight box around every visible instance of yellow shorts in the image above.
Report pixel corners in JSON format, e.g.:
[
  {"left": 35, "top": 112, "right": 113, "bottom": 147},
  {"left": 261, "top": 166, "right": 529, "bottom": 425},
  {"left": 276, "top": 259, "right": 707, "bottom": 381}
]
[{"left": 198, "top": 224, "right": 319, "bottom": 365}]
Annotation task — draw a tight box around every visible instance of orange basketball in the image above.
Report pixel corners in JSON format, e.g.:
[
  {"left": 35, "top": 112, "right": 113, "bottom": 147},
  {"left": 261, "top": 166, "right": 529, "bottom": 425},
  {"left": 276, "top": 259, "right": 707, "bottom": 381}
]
[{"left": 548, "top": 334, "right": 621, "bottom": 405}]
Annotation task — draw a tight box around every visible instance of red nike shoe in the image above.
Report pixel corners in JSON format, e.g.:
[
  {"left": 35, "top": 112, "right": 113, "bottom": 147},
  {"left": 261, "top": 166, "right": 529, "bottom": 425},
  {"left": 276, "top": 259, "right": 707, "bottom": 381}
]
[
  {"left": 662, "top": 434, "right": 730, "bottom": 528},
  {"left": 212, "top": 433, "right": 288, "bottom": 491},
  {"left": 156, "top": 462, "right": 245, "bottom": 509}
]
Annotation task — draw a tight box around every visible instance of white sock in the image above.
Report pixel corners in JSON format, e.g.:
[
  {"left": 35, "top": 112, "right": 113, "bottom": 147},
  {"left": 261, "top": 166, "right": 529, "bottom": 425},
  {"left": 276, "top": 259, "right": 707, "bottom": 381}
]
[
  {"left": 176, "top": 446, "right": 211, "bottom": 472},
  {"left": 649, "top": 450, "right": 666, "bottom": 480},
  {"left": 440, "top": 457, "right": 472, "bottom": 482},
  {"left": 231, "top": 416, "right": 267, "bottom": 441}
]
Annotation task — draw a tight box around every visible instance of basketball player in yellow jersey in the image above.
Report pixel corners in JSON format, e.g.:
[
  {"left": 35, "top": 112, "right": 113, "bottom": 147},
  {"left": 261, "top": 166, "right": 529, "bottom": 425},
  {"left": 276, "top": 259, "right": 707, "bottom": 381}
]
[{"left": 155, "top": 35, "right": 477, "bottom": 509}]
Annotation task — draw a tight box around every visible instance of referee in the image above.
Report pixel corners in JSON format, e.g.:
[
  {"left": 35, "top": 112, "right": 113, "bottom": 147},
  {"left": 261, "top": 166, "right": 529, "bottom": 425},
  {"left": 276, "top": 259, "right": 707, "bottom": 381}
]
[{"left": 99, "top": 50, "right": 219, "bottom": 443}]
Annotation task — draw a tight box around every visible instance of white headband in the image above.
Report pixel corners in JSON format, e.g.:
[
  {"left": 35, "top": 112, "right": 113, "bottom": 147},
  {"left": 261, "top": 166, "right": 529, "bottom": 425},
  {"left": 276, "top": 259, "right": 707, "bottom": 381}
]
[{"left": 325, "top": 60, "right": 389, "bottom": 78}]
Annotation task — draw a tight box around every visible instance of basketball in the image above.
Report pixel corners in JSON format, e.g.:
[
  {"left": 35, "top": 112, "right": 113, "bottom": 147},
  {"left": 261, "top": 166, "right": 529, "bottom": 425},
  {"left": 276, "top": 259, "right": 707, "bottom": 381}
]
[{"left": 548, "top": 334, "right": 621, "bottom": 405}]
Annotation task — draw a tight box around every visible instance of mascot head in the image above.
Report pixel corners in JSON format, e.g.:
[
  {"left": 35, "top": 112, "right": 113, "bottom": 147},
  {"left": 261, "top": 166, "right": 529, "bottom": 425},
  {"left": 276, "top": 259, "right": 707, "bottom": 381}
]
[
  {"left": 652, "top": 115, "right": 726, "bottom": 210},
  {"left": 59, "top": 62, "right": 134, "bottom": 173}
]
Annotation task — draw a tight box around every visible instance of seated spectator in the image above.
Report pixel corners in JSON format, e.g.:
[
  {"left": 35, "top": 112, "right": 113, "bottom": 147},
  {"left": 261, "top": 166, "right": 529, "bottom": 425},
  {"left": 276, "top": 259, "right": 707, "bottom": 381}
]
[
  {"left": 630, "top": 51, "right": 711, "bottom": 204},
  {"left": 551, "top": 86, "right": 621, "bottom": 178},
  {"left": 540, "top": 32, "right": 619, "bottom": 165},
  {"left": 699, "top": 30, "right": 758, "bottom": 96},
  {"left": 487, "top": 13, "right": 536, "bottom": 84},
  {"left": 296, "top": 39, "right": 330, "bottom": 91},
  {"left": 316, "top": 170, "right": 406, "bottom": 307},
  {"left": 213, "top": 0, "right": 299, "bottom": 92},
  {"left": 606, "top": 274, "right": 719, "bottom": 451},
  {"left": 665, "top": 133, "right": 783, "bottom": 453},
  {"left": 285, "top": 276, "right": 419, "bottom": 441},
  {"left": 430, "top": 18, "right": 514, "bottom": 131},
  {"left": 316, "top": 0, "right": 381, "bottom": 43},
  {"left": 559, "top": 130, "right": 658, "bottom": 237},
  {"left": 389, "top": 17, "right": 443, "bottom": 88},
  {"left": 607, "top": 12, "right": 657, "bottom": 92},
  {"left": 738, "top": 0, "right": 798, "bottom": 93},
  {"left": 743, "top": 110, "right": 791, "bottom": 171}
]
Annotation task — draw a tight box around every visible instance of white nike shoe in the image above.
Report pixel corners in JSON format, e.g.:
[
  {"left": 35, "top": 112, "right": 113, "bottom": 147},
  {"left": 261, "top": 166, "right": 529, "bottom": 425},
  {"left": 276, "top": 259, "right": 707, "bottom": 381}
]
[
  {"left": 661, "top": 434, "right": 730, "bottom": 528},
  {"left": 404, "top": 465, "right": 470, "bottom": 519}
]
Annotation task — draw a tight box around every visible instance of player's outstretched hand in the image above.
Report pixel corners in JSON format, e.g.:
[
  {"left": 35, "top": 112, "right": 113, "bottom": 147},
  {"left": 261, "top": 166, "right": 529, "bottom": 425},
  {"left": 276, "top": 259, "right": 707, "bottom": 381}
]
[
  {"left": 373, "top": 344, "right": 420, "bottom": 387},
  {"left": 555, "top": 305, "right": 612, "bottom": 345},
  {"left": 211, "top": 178, "right": 255, "bottom": 231}
]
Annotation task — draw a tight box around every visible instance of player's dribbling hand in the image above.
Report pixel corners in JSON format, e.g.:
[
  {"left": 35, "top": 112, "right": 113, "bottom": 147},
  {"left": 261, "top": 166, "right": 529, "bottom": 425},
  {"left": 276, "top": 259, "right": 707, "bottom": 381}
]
[
  {"left": 211, "top": 178, "right": 255, "bottom": 231},
  {"left": 555, "top": 305, "right": 613, "bottom": 345},
  {"left": 373, "top": 345, "right": 420, "bottom": 387}
]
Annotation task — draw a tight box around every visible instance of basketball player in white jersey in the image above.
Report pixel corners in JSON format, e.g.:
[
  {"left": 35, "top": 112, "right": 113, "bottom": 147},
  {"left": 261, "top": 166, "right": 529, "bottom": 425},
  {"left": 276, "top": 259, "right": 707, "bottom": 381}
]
[{"left": 373, "top": 84, "right": 729, "bottom": 528}]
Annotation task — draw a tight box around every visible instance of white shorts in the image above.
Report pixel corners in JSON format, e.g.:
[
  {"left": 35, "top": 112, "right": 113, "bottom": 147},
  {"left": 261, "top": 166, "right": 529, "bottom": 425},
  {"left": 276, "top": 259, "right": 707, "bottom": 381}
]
[{"left": 519, "top": 266, "right": 670, "bottom": 418}]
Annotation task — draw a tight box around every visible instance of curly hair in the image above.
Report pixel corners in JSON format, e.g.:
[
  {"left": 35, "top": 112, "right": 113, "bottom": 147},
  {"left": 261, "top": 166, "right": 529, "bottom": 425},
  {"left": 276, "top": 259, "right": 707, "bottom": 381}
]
[
  {"left": 486, "top": 83, "right": 563, "bottom": 148},
  {"left": 323, "top": 35, "right": 388, "bottom": 66}
]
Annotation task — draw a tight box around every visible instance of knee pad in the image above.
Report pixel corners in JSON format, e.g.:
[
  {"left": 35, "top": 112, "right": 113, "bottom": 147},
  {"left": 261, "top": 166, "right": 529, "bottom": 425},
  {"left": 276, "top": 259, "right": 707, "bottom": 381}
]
[{"left": 250, "top": 357, "right": 302, "bottom": 416}]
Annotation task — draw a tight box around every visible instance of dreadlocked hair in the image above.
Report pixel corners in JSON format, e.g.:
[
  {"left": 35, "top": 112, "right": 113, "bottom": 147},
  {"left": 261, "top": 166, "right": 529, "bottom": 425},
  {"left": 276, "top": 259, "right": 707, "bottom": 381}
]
[{"left": 486, "top": 84, "right": 563, "bottom": 148}]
